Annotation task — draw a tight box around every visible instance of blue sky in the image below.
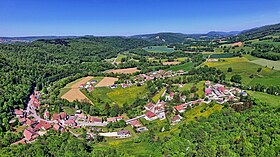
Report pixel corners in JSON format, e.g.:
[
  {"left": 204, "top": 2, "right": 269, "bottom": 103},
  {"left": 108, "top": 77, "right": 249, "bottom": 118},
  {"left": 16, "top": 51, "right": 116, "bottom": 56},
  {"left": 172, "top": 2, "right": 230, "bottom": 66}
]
[{"left": 1, "top": 0, "right": 280, "bottom": 36}]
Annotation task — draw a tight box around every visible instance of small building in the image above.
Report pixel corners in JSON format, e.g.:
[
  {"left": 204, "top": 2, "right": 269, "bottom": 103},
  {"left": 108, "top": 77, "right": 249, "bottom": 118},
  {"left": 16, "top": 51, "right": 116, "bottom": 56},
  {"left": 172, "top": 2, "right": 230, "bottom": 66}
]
[
  {"left": 144, "top": 102, "right": 155, "bottom": 111},
  {"left": 174, "top": 104, "right": 186, "bottom": 113},
  {"left": 88, "top": 116, "right": 102, "bottom": 123},
  {"left": 171, "top": 115, "right": 182, "bottom": 123},
  {"left": 144, "top": 111, "right": 157, "bottom": 121},
  {"left": 23, "top": 129, "right": 34, "bottom": 141},
  {"left": 117, "top": 130, "right": 131, "bottom": 138},
  {"left": 51, "top": 113, "right": 61, "bottom": 121},
  {"left": 60, "top": 112, "right": 67, "bottom": 120},
  {"left": 107, "top": 117, "right": 117, "bottom": 123},
  {"left": 14, "top": 109, "right": 23, "bottom": 117},
  {"left": 129, "top": 120, "right": 142, "bottom": 128}
]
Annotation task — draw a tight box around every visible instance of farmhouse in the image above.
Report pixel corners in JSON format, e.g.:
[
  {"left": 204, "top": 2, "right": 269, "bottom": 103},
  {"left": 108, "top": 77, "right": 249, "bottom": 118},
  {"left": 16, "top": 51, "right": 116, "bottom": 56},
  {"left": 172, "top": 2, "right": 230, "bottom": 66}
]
[
  {"left": 174, "top": 104, "right": 186, "bottom": 113},
  {"left": 171, "top": 115, "right": 183, "bottom": 123},
  {"left": 88, "top": 116, "right": 102, "bottom": 123},
  {"left": 128, "top": 120, "right": 142, "bottom": 128},
  {"left": 144, "top": 111, "right": 158, "bottom": 121},
  {"left": 117, "top": 130, "right": 131, "bottom": 138}
]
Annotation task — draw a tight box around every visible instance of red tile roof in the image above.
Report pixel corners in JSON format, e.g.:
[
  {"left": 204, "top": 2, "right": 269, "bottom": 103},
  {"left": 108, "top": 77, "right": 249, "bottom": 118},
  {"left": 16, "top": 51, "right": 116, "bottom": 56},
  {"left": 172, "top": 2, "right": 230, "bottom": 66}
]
[
  {"left": 145, "top": 102, "right": 155, "bottom": 110},
  {"left": 60, "top": 112, "right": 67, "bottom": 119},
  {"left": 145, "top": 111, "right": 157, "bottom": 118},
  {"left": 171, "top": 115, "right": 182, "bottom": 122},
  {"left": 174, "top": 104, "right": 185, "bottom": 111},
  {"left": 52, "top": 113, "right": 60, "bottom": 121},
  {"left": 129, "top": 120, "right": 142, "bottom": 127},
  {"left": 23, "top": 129, "right": 33, "bottom": 141},
  {"left": 39, "top": 120, "right": 51, "bottom": 130},
  {"left": 14, "top": 109, "right": 23, "bottom": 115},
  {"left": 53, "top": 124, "right": 60, "bottom": 131}
]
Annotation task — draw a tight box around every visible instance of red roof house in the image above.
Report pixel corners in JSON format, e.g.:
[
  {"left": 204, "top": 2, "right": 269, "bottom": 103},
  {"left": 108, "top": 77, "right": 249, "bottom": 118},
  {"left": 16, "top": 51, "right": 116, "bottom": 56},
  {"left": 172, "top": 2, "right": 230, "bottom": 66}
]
[
  {"left": 174, "top": 104, "right": 186, "bottom": 113},
  {"left": 171, "top": 115, "right": 182, "bottom": 123},
  {"left": 60, "top": 112, "right": 67, "bottom": 120},
  {"left": 23, "top": 129, "right": 33, "bottom": 141},
  {"left": 145, "top": 111, "right": 157, "bottom": 121},
  {"left": 129, "top": 120, "right": 142, "bottom": 128},
  {"left": 52, "top": 113, "right": 60, "bottom": 121}
]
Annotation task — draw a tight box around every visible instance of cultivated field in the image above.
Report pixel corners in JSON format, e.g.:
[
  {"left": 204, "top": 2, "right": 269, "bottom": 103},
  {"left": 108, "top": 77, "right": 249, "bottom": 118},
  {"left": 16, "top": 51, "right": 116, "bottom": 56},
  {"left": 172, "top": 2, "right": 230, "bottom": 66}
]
[
  {"left": 162, "top": 61, "right": 180, "bottom": 65},
  {"left": 105, "top": 67, "right": 140, "bottom": 74},
  {"left": 95, "top": 77, "right": 118, "bottom": 87},
  {"left": 60, "top": 76, "right": 95, "bottom": 104}
]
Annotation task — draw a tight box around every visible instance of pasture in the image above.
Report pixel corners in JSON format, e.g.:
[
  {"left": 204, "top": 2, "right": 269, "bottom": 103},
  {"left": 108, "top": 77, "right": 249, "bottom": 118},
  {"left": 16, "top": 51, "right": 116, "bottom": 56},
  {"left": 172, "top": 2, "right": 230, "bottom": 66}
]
[
  {"left": 115, "top": 54, "right": 126, "bottom": 62},
  {"left": 105, "top": 67, "right": 140, "bottom": 74},
  {"left": 143, "top": 46, "right": 174, "bottom": 53},
  {"left": 166, "top": 62, "right": 193, "bottom": 71},
  {"left": 250, "top": 58, "right": 280, "bottom": 70},
  {"left": 248, "top": 91, "right": 280, "bottom": 107}
]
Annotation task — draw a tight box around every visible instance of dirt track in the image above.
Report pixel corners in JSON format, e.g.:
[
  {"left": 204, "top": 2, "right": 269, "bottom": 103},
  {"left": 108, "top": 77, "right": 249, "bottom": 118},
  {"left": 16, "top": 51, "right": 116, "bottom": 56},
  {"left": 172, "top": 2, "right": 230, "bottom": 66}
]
[
  {"left": 95, "top": 77, "right": 118, "bottom": 87},
  {"left": 106, "top": 67, "right": 140, "bottom": 74}
]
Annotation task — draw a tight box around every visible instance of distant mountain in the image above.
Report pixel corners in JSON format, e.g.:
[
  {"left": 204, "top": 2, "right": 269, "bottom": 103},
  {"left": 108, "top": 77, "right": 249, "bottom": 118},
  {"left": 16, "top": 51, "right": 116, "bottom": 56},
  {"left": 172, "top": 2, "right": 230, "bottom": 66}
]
[
  {"left": 0, "top": 36, "right": 79, "bottom": 43},
  {"left": 131, "top": 31, "right": 240, "bottom": 44}
]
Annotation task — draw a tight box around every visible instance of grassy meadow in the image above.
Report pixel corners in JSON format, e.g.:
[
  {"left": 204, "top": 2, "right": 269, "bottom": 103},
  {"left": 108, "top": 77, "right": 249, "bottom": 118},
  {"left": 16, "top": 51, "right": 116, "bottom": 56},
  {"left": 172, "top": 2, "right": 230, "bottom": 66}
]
[
  {"left": 166, "top": 62, "right": 194, "bottom": 71},
  {"left": 143, "top": 46, "right": 174, "bottom": 53}
]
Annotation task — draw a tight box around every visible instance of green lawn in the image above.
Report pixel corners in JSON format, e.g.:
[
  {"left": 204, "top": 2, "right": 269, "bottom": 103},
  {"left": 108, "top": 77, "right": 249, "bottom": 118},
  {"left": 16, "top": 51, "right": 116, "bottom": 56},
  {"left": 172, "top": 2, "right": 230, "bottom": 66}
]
[
  {"left": 152, "top": 87, "right": 166, "bottom": 103},
  {"left": 166, "top": 62, "right": 194, "bottom": 71},
  {"left": 143, "top": 46, "right": 174, "bottom": 53}
]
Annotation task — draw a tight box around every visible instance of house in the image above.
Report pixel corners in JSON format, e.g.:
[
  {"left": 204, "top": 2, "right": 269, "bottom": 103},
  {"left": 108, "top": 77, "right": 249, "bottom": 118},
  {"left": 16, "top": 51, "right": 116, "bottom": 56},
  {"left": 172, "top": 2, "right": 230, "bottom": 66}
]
[
  {"left": 107, "top": 117, "right": 117, "bottom": 123},
  {"left": 51, "top": 113, "right": 61, "bottom": 121},
  {"left": 87, "top": 86, "right": 95, "bottom": 92},
  {"left": 68, "top": 115, "right": 78, "bottom": 121},
  {"left": 26, "top": 118, "right": 36, "bottom": 126},
  {"left": 165, "top": 92, "right": 174, "bottom": 101},
  {"left": 88, "top": 116, "right": 102, "bottom": 123},
  {"left": 23, "top": 129, "right": 34, "bottom": 141},
  {"left": 117, "top": 130, "right": 131, "bottom": 138},
  {"left": 157, "top": 112, "right": 166, "bottom": 120},
  {"left": 144, "top": 102, "right": 155, "bottom": 111},
  {"left": 53, "top": 123, "right": 61, "bottom": 131},
  {"left": 14, "top": 109, "right": 23, "bottom": 117},
  {"left": 39, "top": 120, "right": 51, "bottom": 130},
  {"left": 128, "top": 120, "right": 142, "bottom": 128},
  {"left": 174, "top": 104, "right": 186, "bottom": 113},
  {"left": 18, "top": 117, "right": 26, "bottom": 124},
  {"left": 205, "top": 80, "right": 211, "bottom": 87},
  {"left": 171, "top": 115, "right": 182, "bottom": 123},
  {"left": 60, "top": 112, "right": 67, "bottom": 120},
  {"left": 79, "top": 84, "right": 85, "bottom": 88},
  {"left": 44, "top": 111, "right": 50, "bottom": 120},
  {"left": 116, "top": 116, "right": 123, "bottom": 121},
  {"left": 64, "top": 119, "right": 76, "bottom": 127},
  {"left": 205, "top": 88, "right": 212, "bottom": 96},
  {"left": 121, "top": 84, "right": 128, "bottom": 88},
  {"left": 144, "top": 111, "right": 157, "bottom": 121}
]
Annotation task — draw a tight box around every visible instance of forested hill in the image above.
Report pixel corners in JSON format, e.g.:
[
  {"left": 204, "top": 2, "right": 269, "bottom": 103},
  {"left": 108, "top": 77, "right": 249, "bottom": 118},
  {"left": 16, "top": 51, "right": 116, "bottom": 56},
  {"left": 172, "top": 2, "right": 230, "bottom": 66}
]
[
  {"left": 0, "top": 36, "right": 151, "bottom": 138},
  {"left": 229, "top": 23, "right": 280, "bottom": 41}
]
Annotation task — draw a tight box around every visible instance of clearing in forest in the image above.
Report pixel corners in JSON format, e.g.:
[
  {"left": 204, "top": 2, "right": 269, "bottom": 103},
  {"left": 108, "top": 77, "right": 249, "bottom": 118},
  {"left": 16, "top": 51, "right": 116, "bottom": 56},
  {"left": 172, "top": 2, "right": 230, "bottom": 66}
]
[
  {"left": 95, "top": 77, "right": 119, "bottom": 87},
  {"left": 106, "top": 67, "right": 140, "bottom": 74}
]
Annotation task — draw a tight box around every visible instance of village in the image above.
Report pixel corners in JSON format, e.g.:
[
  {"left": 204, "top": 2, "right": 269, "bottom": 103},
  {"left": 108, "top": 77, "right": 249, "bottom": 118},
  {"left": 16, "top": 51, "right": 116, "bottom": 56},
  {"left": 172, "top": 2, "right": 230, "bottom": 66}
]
[{"left": 11, "top": 69, "right": 247, "bottom": 145}]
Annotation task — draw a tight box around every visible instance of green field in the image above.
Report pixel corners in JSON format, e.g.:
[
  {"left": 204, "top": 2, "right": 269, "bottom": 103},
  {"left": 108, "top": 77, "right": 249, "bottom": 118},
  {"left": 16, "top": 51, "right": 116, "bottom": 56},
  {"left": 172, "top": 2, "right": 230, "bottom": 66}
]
[
  {"left": 205, "top": 57, "right": 280, "bottom": 86},
  {"left": 166, "top": 62, "right": 194, "bottom": 71},
  {"left": 248, "top": 91, "right": 280, "bottom": 107},
  {"left": 143, "top": 46, "right": 174, "bottom": 53},
  {"left": 250, "top": 58, "right": 280, "bottom": 70},
  {"left": 87, "top": 85, "right": 148, "bottom": 107},
  {"left": 152, "top": 87, "right": 166, "bottom": 103}
]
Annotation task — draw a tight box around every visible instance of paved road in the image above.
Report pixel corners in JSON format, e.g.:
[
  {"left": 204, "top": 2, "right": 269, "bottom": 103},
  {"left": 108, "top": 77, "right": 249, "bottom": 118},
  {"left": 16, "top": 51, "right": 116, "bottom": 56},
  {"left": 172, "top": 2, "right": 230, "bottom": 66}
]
[
  {"left": 125, "top": 115, "right": 145, "bottom": 123},
  {"left": 76, "top": 122, "right": 108, "bottom": 127}
]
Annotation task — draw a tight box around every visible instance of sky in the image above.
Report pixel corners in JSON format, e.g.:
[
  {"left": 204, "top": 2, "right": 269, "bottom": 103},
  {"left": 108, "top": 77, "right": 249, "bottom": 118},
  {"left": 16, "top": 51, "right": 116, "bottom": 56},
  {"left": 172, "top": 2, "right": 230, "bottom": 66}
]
[{"left": 1, "top": 0, "right": 280, "bottom": 36}]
